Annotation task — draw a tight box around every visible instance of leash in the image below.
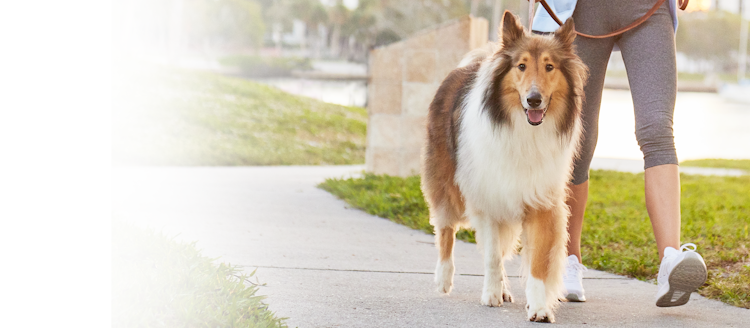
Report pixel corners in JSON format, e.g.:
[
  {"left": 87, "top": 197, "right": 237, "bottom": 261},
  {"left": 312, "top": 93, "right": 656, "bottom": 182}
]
[{"left": 532, "top": 0, "right": 689, "bottom": 39}]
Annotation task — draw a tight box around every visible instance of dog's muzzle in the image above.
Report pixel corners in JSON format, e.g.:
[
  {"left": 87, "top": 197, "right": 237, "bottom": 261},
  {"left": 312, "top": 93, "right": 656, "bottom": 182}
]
[
  {"left": 525, "top": 91, "right": 546, "bottom": 126},
  {"left": 525, "top": 108, "right": 547, "bottom": 126}
]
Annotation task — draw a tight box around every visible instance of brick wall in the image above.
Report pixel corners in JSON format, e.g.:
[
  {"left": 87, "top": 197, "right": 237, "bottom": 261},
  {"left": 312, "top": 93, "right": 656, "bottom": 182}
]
[{"left": 366, "top": 15, "right": 489, "bottom": 176}]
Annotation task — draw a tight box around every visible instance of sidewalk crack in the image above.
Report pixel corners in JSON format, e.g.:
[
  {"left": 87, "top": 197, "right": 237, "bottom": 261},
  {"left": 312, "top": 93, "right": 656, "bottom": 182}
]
[{"left": 241, "top": 265, "right": 628, "bottom": 279}]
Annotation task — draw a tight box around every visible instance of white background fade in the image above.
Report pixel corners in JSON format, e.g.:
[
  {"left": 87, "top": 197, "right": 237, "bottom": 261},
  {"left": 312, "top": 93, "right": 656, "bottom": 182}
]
[{"left": 0, "top": 1, "right": 112, "bottom": 327}]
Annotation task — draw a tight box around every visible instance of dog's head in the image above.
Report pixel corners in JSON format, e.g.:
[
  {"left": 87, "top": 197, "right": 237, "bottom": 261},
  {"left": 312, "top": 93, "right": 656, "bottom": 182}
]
[{"left": 484, "top": 11, "right": 587, "bottom": 132}]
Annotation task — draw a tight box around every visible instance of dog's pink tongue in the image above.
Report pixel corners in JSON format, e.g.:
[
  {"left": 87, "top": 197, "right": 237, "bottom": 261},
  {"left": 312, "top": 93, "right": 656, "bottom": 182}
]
[{"left": 527, "top": 109, "right": 544, "bottom": 123}]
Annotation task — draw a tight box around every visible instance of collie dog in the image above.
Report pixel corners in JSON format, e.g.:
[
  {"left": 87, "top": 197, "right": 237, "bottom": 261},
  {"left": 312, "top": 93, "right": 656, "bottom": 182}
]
[{"left": 421, "top": 12, "right": 587, "bottom": 323}]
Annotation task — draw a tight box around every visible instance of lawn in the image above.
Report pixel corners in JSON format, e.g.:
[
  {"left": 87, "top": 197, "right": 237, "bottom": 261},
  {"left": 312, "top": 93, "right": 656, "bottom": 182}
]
[
  {"left": 681, "top": 159, "right": 750, "bottom": 173},
  {"left": 113, "top": 62, "right": 367, "bottom": 166},
  {"left": 112, "top": 221, "right": 287, "bottom": 327},
  {"left": 319, "top": 170, "right": 750, "bottom": 308}
]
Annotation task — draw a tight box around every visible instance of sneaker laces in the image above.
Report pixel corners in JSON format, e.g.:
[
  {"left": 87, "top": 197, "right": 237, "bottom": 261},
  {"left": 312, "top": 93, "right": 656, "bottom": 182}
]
[
  {"left": 680, "top": 243, "right": 697, "bottom": 252},
  {"left": 566, "top": 260, "right": 587, "bottom": 278}
]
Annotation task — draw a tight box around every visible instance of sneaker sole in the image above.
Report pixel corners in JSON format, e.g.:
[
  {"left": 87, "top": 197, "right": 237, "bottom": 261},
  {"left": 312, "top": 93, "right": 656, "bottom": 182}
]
[
  {"left": 656, "top": 252, "right": 707, "bottom": 307},
  {"left": 565, "top": 293, "right": 586, "bottom": 302}
]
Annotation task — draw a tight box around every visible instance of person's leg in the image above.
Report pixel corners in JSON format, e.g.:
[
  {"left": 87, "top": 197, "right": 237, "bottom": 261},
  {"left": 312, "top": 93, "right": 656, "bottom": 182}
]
[
  {"left": 645, "top": 164, "right": 681, "bottom": 260},
  {"left": 618, "top": 4, "right": 707, "bottom": 308},
  {"left": 566, "top": 181, "right": 588, "bottom": 262},
  {"left": 567, "top": 0, "right": 616, "bottom": 263},
  {"left": 616, "top": 0, "right": 680, "bottom": 260}
]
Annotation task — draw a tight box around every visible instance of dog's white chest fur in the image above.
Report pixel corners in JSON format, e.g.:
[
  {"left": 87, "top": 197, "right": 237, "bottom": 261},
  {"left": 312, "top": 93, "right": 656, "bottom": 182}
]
[{"left": 455, "top": 92, "right": 579, "bottom": 221}]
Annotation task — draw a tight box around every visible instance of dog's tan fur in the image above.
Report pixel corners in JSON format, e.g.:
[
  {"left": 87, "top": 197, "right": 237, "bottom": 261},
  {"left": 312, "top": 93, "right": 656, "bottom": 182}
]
[
  {"left": 422, "top": 63, "right": 477, "bottom": 261},
  {"left": 421, "top": 11, "right": 588, "bottom": 323}
]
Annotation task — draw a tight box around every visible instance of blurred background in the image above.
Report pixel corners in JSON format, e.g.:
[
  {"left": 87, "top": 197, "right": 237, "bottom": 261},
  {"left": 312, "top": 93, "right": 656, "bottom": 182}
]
[{"left": 111, "top": 0, "right": 750, "bottom": 166}]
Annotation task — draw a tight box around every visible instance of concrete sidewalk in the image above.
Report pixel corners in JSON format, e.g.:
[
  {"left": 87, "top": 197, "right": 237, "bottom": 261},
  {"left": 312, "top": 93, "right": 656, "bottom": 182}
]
[{"left": 113, "top": 165, "right": 747, "bottom": 327}]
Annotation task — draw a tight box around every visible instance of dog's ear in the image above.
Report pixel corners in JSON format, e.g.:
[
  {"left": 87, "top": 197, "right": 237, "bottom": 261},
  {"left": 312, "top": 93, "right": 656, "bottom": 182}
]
[
  {"left": 554, "top": 18, "right": 576, "bottom": 48},
  {"left": 500, "top": 11, "right": 524, "bottom": 48}
]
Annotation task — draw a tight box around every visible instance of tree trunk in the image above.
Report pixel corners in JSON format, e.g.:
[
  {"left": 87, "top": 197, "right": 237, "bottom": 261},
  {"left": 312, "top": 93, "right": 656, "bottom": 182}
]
[
  {"left": 739, "top": 17, "right": 748, "bottom": 81},
  {"left": 330, "top": 23, "right": 341, "bottom": 58}
]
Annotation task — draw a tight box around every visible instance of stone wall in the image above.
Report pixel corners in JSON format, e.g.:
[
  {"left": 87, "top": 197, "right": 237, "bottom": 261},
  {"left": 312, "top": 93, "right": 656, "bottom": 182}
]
[{"left": 366, "top": 15, "right": 489, "bottom": 176}]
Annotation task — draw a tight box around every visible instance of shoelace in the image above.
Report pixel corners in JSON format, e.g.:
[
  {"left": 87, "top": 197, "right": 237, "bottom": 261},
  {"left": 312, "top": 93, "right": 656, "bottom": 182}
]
[
  {"left": 565, "top": 261, "right": 587, "bottom": 279},
  {"left": 681, "top": 243, "right": 697, "bottom": 252}
]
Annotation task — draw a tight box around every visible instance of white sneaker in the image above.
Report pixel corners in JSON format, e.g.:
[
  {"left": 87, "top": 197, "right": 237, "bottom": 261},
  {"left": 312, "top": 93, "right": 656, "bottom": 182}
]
[
  {"left": 563, "top": 255, "right": 587, "bottom": 302},
  {"left": 655, "top": 243, "right": 708, "bottom": 307}
]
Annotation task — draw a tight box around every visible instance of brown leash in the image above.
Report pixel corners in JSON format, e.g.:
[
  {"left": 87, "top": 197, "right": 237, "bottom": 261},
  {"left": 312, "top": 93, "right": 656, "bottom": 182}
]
[{"left": 536, "top": 0, "right": 689, "bottom": 39}]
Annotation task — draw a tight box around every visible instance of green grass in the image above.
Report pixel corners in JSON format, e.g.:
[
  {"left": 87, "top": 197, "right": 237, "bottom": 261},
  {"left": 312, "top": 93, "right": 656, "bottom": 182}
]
[
  {"left": 112, "top": 221, "right": 287, "bottom": 327},
  {"left": 319, "top": 170, "right": 750, "bottom": 308},
  {"left": 681, "top": 159, "right": 750, "bottom": 173},
  {"left": 113, "top": 62, "right": 367, "bottom": 166}
]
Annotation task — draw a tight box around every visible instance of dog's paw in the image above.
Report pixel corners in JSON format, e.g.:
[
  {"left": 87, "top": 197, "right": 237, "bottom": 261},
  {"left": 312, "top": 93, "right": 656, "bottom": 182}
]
[
  {"left": 527, "top": 305, "right": 554, "bottom": 323},
  {"left": 524, "top": 276, "right": 554, "bottom": 321},
  {"left": 436, "top": 276, "right": 453, "bottom": 294},
  {"left": 502, "top": 290, "right": 513, "bottom": 303},
  {"left": 434, "top": 260, "right": 454, "bottom": 294},
  {"left": 481, "top": 286, "right": 512, "bottom": 307}
]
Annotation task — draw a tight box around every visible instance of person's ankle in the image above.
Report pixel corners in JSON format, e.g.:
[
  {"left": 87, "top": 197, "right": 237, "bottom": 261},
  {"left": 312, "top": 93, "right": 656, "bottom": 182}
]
[
  {"left": 662, "top": 246, "right": 679, "bottom": 262},
  {"left": 567, "top": 252, "right": 582, "bottom": 263}
]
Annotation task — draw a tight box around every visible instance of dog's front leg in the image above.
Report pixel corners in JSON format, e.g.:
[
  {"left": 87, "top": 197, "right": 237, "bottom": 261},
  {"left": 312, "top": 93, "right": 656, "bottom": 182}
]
[
  {"left": 474, "top": 217, "right": 516, "bottom": 306},
  {"left": 522, "top": 205, "right": 568, "bottom": 323}
]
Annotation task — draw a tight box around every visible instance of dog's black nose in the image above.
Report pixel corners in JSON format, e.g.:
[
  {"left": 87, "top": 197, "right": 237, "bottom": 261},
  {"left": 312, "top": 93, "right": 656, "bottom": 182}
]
[{"left": 527, "top": 92, "right": 542, "bottom": 108}]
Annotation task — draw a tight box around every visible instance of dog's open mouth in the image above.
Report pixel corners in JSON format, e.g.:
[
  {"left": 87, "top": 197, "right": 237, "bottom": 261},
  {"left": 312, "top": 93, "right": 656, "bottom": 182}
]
[{"left": 525, "top": 108, "right": 547, "bottom": 126}]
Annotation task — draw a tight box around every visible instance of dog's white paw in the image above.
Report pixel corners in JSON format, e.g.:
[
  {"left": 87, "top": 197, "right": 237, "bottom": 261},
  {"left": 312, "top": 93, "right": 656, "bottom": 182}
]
[
  {"left": 527, "top": 305, "right": 554, "bottom": 323},
  {"left": 525, "top": 276, "right": 554, "bottom": 322},
  {"left": 481, "top": 284, "right": 512, "bottom": 307},
  {"left": 434, "top": 260, "right": 454, "bottom": 294}
]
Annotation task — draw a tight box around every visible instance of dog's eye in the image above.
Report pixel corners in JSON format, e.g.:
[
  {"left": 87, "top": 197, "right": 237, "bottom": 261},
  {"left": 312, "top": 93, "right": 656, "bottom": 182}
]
[
  {"left": 518, "top": 64, "right": 526, "bottom": 71},
  {"left": 546, "top": 64, "right": 554, "bottom": 72}
]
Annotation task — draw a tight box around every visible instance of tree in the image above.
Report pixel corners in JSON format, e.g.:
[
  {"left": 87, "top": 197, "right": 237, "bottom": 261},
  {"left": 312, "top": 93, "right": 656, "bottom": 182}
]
[
  {"left": 261, "top": 0, "right": 476, "bottom": 60},
  {"left": 676, "top": 10, "right": 749, "bottom": 70},
  {"left": 185, "top": 0, "right": 266, "bottom": 51}
]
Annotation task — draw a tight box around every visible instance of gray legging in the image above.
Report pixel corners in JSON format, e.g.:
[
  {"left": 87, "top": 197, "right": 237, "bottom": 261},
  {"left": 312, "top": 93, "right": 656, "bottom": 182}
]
[{"left": 570, "top": 0, "right": 678, "bottom": 185}]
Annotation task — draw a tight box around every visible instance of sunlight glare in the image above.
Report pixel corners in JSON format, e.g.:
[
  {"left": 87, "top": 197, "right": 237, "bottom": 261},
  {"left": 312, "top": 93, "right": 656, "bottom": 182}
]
[{"left": 686, "top": 0, "right": 711, "bottom": 12}]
